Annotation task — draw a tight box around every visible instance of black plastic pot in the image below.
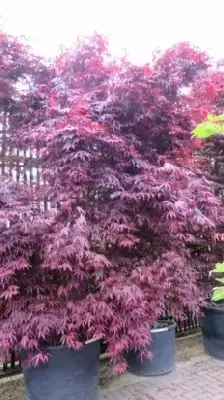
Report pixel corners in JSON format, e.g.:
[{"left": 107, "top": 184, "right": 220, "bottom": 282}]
[
  {"left": 127, "top": 323, "right": 175, "bottom": 376},
  {"left": 21, "top": 339, "right": 100, "bottom": 400},
  {"left": 201, "top": 304, "right": 224, "bottom": 360}
]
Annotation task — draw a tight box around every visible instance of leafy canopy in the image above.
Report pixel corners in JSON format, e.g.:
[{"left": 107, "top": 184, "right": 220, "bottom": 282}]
[{"left": 0, "top": 32, "right": 223, "bottom": 371}]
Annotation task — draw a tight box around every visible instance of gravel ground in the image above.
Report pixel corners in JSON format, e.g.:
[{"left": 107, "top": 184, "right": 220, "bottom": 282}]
[
  {"left": 176, "top": 333, "right": 204, "bottom": 361},
  {"left": 0, "top": 333, "right": 205, "bottom": 400},
  {"left": 0, "top": 379, "right": 25, "bottom": 400}
]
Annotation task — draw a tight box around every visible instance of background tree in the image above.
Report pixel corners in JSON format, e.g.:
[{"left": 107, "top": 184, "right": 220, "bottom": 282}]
[{"left": 189, "top": 65, "right": 224, "bottom": 272}]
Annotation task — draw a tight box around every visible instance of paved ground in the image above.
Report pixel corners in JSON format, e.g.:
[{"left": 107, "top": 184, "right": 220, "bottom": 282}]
[
  {"left": 1, "top": 336, "right": 223, "bottom": 400},
  {"left": 99, "top": 356, "right": 224, "bottom": 400}
]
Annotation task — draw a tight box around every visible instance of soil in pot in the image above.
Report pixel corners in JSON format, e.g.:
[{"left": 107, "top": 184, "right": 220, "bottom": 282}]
[
  {"left": 21, "top": 339, "right": 100, "bottom": 400},
  {"left": 127, "top": 320, "right": 176, "bottom": 376}
]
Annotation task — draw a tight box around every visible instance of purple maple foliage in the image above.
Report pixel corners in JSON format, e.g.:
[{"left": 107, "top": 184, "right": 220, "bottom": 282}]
[{"left": 0, "top": 33, "right": 223, "bottom": 371}]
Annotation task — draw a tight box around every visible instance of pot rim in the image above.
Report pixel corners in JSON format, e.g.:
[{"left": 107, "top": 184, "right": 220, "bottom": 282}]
[
  {"left": 201, "top": 304, "right": 224, "bottom": 314},
  {"left": 42, "top": 337, "right": 100, "bottom": 350},
  {"left": 151, "top": 323, "right": 176, "bottom": 333}
]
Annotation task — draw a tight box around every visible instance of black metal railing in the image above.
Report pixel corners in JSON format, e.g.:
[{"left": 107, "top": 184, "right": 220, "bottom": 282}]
[{"left": 0, "top": 351, "right": 21, "bottom": 378}]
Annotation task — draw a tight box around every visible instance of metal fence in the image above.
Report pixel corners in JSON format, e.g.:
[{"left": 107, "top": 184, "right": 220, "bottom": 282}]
[
  {"left": 175, "top": 313, "right": 200, "bottom": 337},
  {"left": 0, "top": 351, "right": 21, "bottom": 378}
]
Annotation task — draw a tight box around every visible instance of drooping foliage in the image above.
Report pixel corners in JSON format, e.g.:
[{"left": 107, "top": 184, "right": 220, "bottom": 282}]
[
  {"left": 0, "top": 176, "right": 118, "bottom": 366},
  {"left": 0, "top": 32, "right": 223, "bottom": 370}
]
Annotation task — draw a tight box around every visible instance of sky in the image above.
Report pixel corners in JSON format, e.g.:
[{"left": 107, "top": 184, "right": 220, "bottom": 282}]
[{"left": 1, "top": 0, "right": 224, "bottom": 63}]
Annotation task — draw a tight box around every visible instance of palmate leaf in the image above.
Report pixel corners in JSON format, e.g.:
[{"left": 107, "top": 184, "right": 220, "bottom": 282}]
[{"left": 211, "top": 287, "right": 224, "bottom": 302}]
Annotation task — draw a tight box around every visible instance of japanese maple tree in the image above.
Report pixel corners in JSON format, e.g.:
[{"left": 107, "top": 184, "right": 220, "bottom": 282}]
[{"left": 1, "top": 33, "right": 223, "bottom": 371}]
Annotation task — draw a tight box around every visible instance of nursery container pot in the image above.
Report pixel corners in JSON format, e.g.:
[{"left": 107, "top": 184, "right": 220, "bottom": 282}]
[
  {"left": 201, "top": 304, "right": 224, "bottom": 360},
  {"left": 127, "top": 322, "right": 176, "bottom": 376},
  {"left": 21, "top": 339, "right": 100, "bottom": 400}
]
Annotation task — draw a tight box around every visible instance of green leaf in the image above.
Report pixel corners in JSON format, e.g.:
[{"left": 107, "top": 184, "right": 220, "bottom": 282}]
[
  {"left": 192, "top": 121, "right": 221, "bottom": 138},
  {"left": 211, "top": 287, "right": 224, "bottom": 302},
  {"left": 210, "top": 262, "right": 224, "bottom": 274},
  {"left": 208, "top": 114, "right": 224, "bottom": 122},
  {"left": 215, "top": 278, "right": 224, "bottom": 284}
]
